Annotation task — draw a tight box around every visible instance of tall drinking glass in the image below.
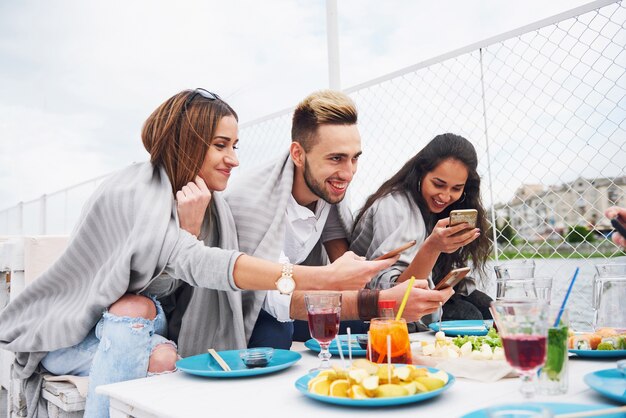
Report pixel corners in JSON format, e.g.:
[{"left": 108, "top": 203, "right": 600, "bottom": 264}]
[
  {"left": 494, "top": 260, "right": 536, "bottom": 279},
  {"left": 368, "top": 318, "right": 412, "bottom": 364},
  {"left": 593, "top": 263, "right": 626, "bottom": 332},
  {"left": 532, "top": 277, "right": 553, "bottom": 303},
  {"left": 494, "top": 260, "right": 537, "bottom": 300},
  {"left": 305, "top": 292, "right": 342, "bottom": 371},
  {"left": 491, "top": 300, "right": 549, "bottom": 398},
  {"left": 538, "top": 308, "right": 569, "bottom": 395}
]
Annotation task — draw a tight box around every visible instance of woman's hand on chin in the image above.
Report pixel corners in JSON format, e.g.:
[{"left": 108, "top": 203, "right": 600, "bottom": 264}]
[{"left": 176, "top": 176, "right": 212, "bottom": 238}]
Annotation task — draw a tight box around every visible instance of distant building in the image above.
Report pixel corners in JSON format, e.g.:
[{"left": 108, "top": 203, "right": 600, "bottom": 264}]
[{"left": 493, "top": 176, "right": 626, "bottom": 242}]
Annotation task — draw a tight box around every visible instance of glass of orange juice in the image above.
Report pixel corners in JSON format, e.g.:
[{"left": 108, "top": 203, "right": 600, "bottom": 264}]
[{"left": 367, "top": 318, "right": 412, "bottom": 364}]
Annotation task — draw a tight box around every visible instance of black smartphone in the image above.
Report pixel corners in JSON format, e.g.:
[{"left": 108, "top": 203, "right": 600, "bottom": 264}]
[{"left": 611, "top": 216, "right": 626, "bottom": 237}]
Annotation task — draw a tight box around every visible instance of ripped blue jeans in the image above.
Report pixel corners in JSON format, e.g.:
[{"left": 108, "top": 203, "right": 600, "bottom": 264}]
[{"left": 41, "top": 296, "right": 176, "bottom": 418}]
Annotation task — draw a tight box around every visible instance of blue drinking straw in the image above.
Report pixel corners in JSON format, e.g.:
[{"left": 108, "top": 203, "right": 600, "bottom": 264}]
[{"left": 554, "top": 267, "right": 579, "bottom": 327}]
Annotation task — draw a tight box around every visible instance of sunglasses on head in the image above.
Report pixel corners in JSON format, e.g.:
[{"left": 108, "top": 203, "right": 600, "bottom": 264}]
[{"left": 186, "top": 88, "right": 221, "bottom": 106}]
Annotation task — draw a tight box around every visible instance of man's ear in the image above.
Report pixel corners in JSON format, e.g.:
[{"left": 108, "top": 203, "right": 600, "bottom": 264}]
[{"left": 290, "top": 142, "right": 306, "bottom": 168}]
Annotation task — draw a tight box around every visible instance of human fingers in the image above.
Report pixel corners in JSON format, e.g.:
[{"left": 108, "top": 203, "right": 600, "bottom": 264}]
[
  {"left": 436, "top": 218, "right": 450, "bottom": 228},
  {"left": 369, "top": 256, "right": 398, "bottom": 269},
  {"left": 186, "top": 181, "right": 201, "bottom": 194},
  {"left": 411, "top": 279, "right": 430, "bottom": 289},
  {"left": 613, "top": 232, "right": 626, "bottom": 248},
  {"left": 439, "top": 286, "right": 455, "bottom": 302},
  {"left": 195, "top": 176, "right": 210, "bottom": 192},
  {"left": 176, "top": 190, "right": 187, "bottom": 203},
  {"left": 445, "top": 222, "right": 472, "bottom": 237},
  {"left": 418, "top": 287, "right": 453, "bottom": 303},
  {"left": 605, "top": 206, "right": 626, "bottom": 220},
  {"left": 459, "top": 229, "right": 480, "bottom": 246}
]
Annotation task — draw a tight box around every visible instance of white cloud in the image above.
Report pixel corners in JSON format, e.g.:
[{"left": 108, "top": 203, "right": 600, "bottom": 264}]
[{"left": 0, "top": 0, "right": 602, "bottom": 212}]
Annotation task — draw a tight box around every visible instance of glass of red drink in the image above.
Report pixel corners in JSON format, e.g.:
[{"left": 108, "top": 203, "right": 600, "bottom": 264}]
[
  {"left": 491, "top": 300, "right": 549, "bottom": 398},
  {"left": 305, "top": 292, "right": 342, "bottom": 371}
]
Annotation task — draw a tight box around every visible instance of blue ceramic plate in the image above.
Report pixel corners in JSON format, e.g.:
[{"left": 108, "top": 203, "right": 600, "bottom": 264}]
[
  {"left": 569, "top": 349, "right": 626, "bottom": 358},
  {"left": 304, "top": 334, "right": 367, "bottom": 357},
  {"left": 295, "top": 367, "right": 455, "bottom": 407},
  {"left": 429, "top": 320, "right": 492, "bottom": 337},
  {"left": 176, "top": 349, "right": 301, "bottom": 378},
  {"left": 461, "top": 402, "right": 623, "bottom": 417},
  {"left": 584, "top": 368, "right": 626, "bottom": 403}
]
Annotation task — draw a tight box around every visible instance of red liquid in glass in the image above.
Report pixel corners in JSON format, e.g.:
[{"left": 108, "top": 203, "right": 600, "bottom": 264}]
[
  {"left": 307, "top": 310, "right": 340, "bottom": 343},
  {"left": 501, "top": 335, "right": 547, "bottom": 371}
]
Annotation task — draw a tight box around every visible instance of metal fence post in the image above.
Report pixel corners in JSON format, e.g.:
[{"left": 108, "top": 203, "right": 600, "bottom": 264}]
[
  {"left": 40, "top": 194, "right": 47, "bottom": 235},
  {"left": 326, "top": 0, "right": 341, "bottom": 89}
]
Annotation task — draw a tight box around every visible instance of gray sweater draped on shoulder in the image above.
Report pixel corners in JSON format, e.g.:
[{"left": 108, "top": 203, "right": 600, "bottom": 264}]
[{"left": 0, "top": 162, "right": 261, "bottom": 417}]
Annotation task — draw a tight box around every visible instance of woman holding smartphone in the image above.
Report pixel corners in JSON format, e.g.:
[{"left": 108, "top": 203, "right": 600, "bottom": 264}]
[{"left": 350, "top": 133, "right": 492, "bottom": 321}]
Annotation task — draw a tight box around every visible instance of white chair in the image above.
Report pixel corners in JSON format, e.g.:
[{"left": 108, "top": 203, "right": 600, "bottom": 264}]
[{"left": 0, "top": 236, "right": 85, "bottom": 418}]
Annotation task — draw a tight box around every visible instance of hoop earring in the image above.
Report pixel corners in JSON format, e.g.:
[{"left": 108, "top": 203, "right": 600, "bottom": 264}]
[
  {"left": 418, "top": 180, "right": 421, "bottom": 192},
  {"left": 458, "top": 192, "right": 466, "bottom": 203}
]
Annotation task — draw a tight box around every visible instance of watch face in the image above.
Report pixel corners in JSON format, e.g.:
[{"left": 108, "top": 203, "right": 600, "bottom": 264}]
[{"left": 277, "top": 277, "right": 295, "bottom": 294}]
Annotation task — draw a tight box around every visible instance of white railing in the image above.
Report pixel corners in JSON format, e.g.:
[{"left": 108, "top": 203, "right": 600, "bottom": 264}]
[{"left": 1, "top": 0, "right": 624, "bottom": 329}]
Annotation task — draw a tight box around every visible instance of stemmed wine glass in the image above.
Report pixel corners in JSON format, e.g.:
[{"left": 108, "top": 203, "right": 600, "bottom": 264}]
[
  {"left": 491, "top": 300, "right": 549, "bottom": 398},
  {"left": 305, "top": 292, "right": 342, "bottom": 372}
]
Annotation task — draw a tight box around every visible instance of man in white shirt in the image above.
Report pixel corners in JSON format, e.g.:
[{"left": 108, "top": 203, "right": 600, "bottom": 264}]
[{"left": 226, "top": 90, "right": 452, "bottom": 348}]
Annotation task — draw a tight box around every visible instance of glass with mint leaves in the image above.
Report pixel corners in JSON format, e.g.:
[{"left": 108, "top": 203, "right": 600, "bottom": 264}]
[{"left": 538, "top": 308, "right": 569, "bottom": 395}]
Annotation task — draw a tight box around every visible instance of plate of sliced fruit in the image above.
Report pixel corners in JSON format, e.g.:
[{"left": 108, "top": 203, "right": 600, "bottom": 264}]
[{"left": 294, "top": 359, "right": 455, "bottom": 407}]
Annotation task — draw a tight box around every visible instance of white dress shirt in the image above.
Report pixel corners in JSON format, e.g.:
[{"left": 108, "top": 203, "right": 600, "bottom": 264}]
[{"left": 262, "top": 195, "right": 346, "bottom": 321}]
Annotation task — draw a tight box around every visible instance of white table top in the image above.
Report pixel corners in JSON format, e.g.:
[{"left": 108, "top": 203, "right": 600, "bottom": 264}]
[{"left": 97, "top": 336, "right": 624, "bottom": 418}]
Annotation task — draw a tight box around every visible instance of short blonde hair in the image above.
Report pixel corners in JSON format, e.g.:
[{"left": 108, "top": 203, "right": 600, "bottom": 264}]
[{"left": 291, "top": 90, "right": 357, "bottom": 151}]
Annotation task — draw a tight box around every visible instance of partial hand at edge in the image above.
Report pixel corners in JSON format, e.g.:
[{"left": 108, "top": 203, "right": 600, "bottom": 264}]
[{"left": 605, "top": 206, "right": 626, "bottom": 248}]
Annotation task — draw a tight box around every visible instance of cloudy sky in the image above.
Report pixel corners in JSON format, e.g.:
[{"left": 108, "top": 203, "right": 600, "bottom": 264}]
[{"left": 0, "top": 0, "right": 593, "bottom": 210}]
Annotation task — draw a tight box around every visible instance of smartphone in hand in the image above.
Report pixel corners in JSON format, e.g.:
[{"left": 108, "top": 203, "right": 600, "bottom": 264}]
[
  {"left": 449, "top": 209, "right": 478, "bottom": 238},
  {"left": 449, "top": 209, "right": 478, "bottom": 228},
  {"left": 434, "top": 266, "right": 471, "bottom": 290},
  {"left": 373, "top": 240, "right": 417, "bottom": 261},
  {"left": 611, "top": 216, "right": 626, "bottom": 237}
]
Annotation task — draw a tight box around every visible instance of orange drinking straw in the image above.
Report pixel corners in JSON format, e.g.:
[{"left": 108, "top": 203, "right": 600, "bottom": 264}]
[{"left": 395, "top": 276, "right": 415, "bottom": 321}]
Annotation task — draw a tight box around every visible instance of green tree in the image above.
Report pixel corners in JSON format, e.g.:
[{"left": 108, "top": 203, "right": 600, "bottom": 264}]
[
  {"left": 497, "top": 218, "right": 517, "bottom": 245},
  {"left": 566, "top": 225, "right": 596, "bottom": 243}
]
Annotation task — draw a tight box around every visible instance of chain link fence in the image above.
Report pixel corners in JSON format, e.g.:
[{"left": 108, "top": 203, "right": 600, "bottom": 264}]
[{"left": 1, "top": 0, "right": 624, "bottom": 329}]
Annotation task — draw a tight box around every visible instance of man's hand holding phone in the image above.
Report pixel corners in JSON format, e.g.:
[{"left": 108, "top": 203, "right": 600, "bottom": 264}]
[
  {"left": 381, "top": 279, "right": 453, "bottom": 321},
  {"left": 434, "top": 266, "right": 471, "bottom": 290}
]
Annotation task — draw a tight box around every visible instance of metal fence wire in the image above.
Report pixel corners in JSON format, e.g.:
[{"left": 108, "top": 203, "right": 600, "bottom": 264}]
[{"left": 1, "top": 0, "right": 624, "bottom": 329}]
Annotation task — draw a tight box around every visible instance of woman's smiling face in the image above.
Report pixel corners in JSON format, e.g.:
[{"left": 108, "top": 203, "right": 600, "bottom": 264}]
[{"left": 420, "top": 158, "right": 468, "bottom": 213}]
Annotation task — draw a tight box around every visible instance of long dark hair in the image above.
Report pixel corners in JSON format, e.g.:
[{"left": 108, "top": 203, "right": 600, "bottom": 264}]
[{"left": 354, "top": 133, "right": 491, "bottom": 283}]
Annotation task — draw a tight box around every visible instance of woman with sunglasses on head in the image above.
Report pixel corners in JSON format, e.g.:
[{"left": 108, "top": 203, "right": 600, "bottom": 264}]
[
  {"left": 351, "top": 133, "right": 493, "bottom": 326},
  {"left": 0, "top": 89, "right": 394, "bottom": 418}
]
